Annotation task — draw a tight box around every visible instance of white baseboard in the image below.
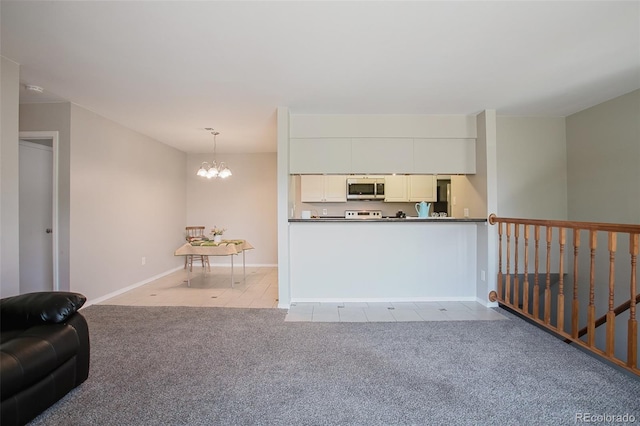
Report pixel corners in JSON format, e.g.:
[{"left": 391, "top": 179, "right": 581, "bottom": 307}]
[
  {"left": 83, "top": 265, "right": 183, "bottom": 308},
  {"left": 207, "top": 263, "right": 278, "bottom": 267},
  {"left": 289, "top": 296, "right": 478, "bottom": 304},
  {"left": 477, "top": 296, "right": 499, "bottom": 308},
  {"left": 278, "top": 301, "right": 291, "bottom": 310}
]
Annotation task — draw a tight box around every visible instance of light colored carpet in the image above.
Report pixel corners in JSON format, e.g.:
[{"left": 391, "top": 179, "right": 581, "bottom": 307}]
[{"left": 31, "top": 305, "right": 639, "bottom": 425}]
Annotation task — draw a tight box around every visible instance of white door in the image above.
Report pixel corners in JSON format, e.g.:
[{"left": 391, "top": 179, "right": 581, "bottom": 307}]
[{"left": 19, "top": 140, "right": 54, "bottom": 293}]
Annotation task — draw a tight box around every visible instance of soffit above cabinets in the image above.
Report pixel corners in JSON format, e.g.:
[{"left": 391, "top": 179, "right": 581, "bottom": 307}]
[
  {"left": 290, "top": 115, "right": 478, "bottom": 139},
  {"left": 290, "top": 138, "right": 476, "bottom": 175}
]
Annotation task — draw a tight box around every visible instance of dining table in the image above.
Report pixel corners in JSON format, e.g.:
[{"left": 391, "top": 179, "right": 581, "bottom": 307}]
[{"left": 174, "top": 239, "right": 254, "bottom": 287}]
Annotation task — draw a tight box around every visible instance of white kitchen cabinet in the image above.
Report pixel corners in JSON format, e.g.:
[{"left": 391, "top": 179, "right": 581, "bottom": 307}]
[
  {"left": 301, "top": 175, "right": 347, "bottom": 202},
  {"left": 290, "top": 138, "right": 351, "bottom": 174},
  {"left": 384, "top": 175, "right": 436, "bottom": 202},
  {"left": 384, "top": 175, "right": 408, "bottom": 202},
  {"left": 351, "top": 138, "right": 413, "bottom": 174},
  {"left": 408, "top": 175, "right": 436, "bottom": 202},
  {"left": 413, "top": 138, "right": 476, "bottom": 174}
]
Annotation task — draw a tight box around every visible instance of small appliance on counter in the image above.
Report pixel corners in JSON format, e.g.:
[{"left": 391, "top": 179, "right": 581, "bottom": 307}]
[
  {"left": 415, "top": 201, "right": 431, "bottom": 218},
  {"left": 344, "top": 210, "right": 383, "bottom": 219}
]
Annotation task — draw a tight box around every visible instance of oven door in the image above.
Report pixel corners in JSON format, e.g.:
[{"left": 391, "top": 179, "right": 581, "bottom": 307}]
[{"left": 347, "top": 180, "right": 376, "bottom": 200}]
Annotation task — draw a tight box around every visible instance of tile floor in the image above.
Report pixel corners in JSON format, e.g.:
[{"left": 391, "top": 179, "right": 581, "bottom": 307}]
[
  {"left": 101, "top": 266, "right": 279, "bottom": 308},
  {"left": 101, "top": 265, "right": 507, "bottom": 322},
  {"left": 285, "top": 301, "right": 507, "bottom": 322}
]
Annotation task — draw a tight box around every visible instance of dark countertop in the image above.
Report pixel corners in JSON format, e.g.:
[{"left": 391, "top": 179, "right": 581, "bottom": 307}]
[{"left": 289, "top": 217, "right": 486, "bottom": 223}]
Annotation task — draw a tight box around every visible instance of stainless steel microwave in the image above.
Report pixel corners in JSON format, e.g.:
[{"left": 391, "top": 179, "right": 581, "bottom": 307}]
[{"left": 346, "top": 178, "right": 385, "bottom": 200}]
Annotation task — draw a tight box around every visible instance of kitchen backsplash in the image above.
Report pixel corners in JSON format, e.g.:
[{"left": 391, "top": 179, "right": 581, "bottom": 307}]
[{"left": 297, "top": 200, "right": 442, "bottom": 218}]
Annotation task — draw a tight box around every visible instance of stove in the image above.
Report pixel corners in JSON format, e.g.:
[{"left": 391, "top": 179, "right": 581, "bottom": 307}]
[{"left": 344, "top": 210, "right": 383, "bottom": 219}]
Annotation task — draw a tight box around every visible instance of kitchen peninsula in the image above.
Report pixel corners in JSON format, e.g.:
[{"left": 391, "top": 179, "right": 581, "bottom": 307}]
[
  {"left": 277, "top": 110, "right": 498, "bottom": 309},
  {"left": 288, "top": 217, "right": 486, "bottom": 302}
]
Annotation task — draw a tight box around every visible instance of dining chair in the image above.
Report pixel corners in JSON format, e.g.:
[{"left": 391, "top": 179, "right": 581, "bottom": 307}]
[{"left": 184, "top": 226, "right": 210, "bottom": 272}]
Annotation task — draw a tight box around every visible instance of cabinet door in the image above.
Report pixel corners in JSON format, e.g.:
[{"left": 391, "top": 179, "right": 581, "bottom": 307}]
[
  {"left": 290, "top": 138, "right": 352, "bottom": 174},
  {"left": 323, "top": 175, "right": 347, "bottom": 202},
  {"left": 300, "top": 175, "right": 347, "bottom": 202},
  {"left": 384, "top": 175, "right": 408, "bottom": 202},
  {"left": 408, "top": 175, "right": 436, "bottom": 202},
  {"left": 351, "top": 138, "right": 413, "bottom": 174},
  {"left": 300, "top": 175, "right": 325, "bottom": 202},
  {"left": 413, "top": 138, "right": 476, "bottom": 174}
]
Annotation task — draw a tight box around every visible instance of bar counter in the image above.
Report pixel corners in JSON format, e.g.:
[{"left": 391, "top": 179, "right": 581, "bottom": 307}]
[
  {"left": 288, "top": 218, "right": 486, "bottom": 303},
  {"left": 289, "top": 217, "right": 486, "bottom": 223}
]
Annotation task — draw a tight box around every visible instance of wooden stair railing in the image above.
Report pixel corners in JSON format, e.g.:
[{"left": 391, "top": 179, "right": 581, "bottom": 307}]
[
  {"left": 488, "top": 214, "right": 639, "bottom": 376},
  {"left": 563, "top": 294, "right": 640, "bottom": 342}
]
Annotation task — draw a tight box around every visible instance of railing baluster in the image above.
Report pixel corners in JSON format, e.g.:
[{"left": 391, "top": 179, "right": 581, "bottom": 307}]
[
  {"left": 588, "top": 230, "right": 597, "bottom": 348},
  {"left": 557, "top": 228, "right": 566, "bottom": 332},
  {"left": 497, "top": 222, "right": 503, "bottom": 301},
  {"left": 606, "top": 232, "right": 617, "bottom": 356},
  {"left": 514, "top": 224, "right": 520, "bottom": 310},
  {"left": 506, "top": 223, "right": 512, "bottom": 305},
  {"left": 629, "top": 233, "right": 638, "bottom": 369},
  {"left": 533, "top": 225, "right": 541, "bottom": 320},
  {"left": 545, "top": 226, "right": 552, "bottom": 325},
  {"left": 523, "top": 225, "right": 530, "bottom": 315},
  {"left": 572, "top": 230, "right": 581, "bottom": 338}
]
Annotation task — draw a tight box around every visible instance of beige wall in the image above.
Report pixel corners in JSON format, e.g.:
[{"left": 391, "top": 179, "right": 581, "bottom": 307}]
[
  {"left": 566, "top": 89, "right": 640, "bottom": 224},
  {"left": 19, "top": 102, "right": 72, "bottom": 290},
  {"left": 187, "top": 152, "right": 277, "bottom": 265},
  {"left": 69, "top": 104, "right": 187, "bottom": 300},
  {"left": 565, "top": 90, "right": 639, "bottom": 359},
  {"left": 0, "top": 56, "right": 20, "bottom": 296},
  {"left": 496, "top": 116, "right": 567, "bottom": 220}
]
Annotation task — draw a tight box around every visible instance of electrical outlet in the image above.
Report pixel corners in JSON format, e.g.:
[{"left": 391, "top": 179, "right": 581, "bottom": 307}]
[
  {"left": 322, "top": 209, "right": 328, "bottom": 215},
  {"left": 452, "top": 196, "right": 457, "bottom": 206},
  {"left": 463, "top": 208, "right": 469, "bottom": 217},
  {"left": 481, "top": 270, "right": 486, "bottom": 281},
  {"left": 141, "top": 256, "right": 146, "bottom": 266}
]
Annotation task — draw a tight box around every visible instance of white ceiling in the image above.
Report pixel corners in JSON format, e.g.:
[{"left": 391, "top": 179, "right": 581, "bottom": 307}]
[{"left": 2, "top": 1, "right": 639, "bottom": 154}]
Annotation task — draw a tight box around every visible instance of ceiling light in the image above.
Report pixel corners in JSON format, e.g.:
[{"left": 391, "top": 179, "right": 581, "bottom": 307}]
[
  {"left": 197, "top": 129, "right": 232, "bottom": 179},
  {"left": 25, "top": 85, "right": 44, "bottom": 93}
]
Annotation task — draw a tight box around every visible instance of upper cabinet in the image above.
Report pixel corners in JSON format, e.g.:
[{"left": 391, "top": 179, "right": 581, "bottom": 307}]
[
  {"left": 300, "top": 175, "right": 347, "bottom": 202},
  {"left": 383, "top": 175, "right": 408, "bottom": 202},
  {"left": 413, "top": 138, "right": 476, "bottom": 174},
  {"left": 290, "top": 137, "right": 476, "bottom": 175},
  {"left": 384, "top": 175, "right": 436, "bottom": 202},
  {"left": 290, "top": 138, "right": 351, "bottom": 174},
  {"left": 351, "top": 138, "right": 414, "bottom": 174}
]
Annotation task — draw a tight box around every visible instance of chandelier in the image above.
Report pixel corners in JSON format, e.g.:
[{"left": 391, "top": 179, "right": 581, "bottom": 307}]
[{"left": 196, "top": 128, "right": 232, "bottom": 179}]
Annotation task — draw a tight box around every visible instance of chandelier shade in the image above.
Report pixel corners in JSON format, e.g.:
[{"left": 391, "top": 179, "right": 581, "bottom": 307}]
[{"left": 198, "top": 129, "right": 232, "bottom": 179}]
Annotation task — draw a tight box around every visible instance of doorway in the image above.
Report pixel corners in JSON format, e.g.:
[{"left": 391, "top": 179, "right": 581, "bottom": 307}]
[{"left": 18, "top": 131, "right": 59, "bottom": 292}]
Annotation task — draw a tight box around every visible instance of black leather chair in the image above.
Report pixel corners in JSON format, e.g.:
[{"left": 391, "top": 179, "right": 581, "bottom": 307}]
[{"left": 0, "top": 292, "right": 90, "bottom": 426}]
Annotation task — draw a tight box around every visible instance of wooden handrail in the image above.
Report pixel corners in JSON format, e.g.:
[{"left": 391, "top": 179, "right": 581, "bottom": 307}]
[
  {"left": 488, "top": 214, "right": 639, "bottom": 376},
  {"left": 489, "top": 214, "right": 640, "bottom": 234}
]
